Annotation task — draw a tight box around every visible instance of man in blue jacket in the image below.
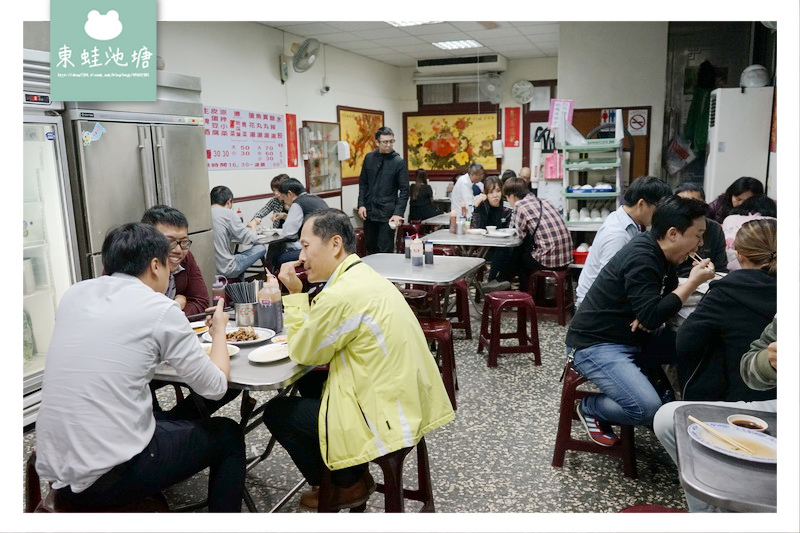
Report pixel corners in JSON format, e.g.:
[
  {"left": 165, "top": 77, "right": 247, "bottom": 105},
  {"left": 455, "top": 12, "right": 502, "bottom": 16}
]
[{"left": 357, "top": 127, "right": 409, "bottom": 254}]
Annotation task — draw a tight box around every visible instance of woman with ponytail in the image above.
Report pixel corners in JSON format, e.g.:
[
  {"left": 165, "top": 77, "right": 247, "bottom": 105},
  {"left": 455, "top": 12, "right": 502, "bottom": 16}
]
[{"left": 676, "top": 218, "right": 777, "bottom": 401}]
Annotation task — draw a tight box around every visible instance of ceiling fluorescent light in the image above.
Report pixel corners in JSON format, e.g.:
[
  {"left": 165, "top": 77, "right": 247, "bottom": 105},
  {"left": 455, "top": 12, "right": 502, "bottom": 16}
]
[
  {"left": 432, "top": 40, "right": 483, "bottom": 50},
  {"left": 386, "top": 21, "right": 443, "bottom": 28}
]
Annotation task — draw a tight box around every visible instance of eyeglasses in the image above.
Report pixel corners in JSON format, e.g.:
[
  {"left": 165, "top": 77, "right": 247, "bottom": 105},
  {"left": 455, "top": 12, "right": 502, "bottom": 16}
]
[
  {"left": 168, "top": 239, "right": 192, "bottom": 250},
  {"left": 378, "top": 139, "right": 395, "bottom": 145}
]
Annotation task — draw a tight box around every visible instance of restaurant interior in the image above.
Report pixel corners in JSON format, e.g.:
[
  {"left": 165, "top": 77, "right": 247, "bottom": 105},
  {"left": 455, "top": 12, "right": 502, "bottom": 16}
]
[{"left": 16, "top": 6, "right": 798, "bottom": 532}]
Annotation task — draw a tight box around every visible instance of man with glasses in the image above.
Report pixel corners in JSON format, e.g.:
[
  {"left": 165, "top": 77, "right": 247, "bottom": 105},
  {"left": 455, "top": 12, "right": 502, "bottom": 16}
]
[
  {"left": 357, "top": 127, "right": 409, "bottom": 254},
  {"left": 142, "top": 205, "right": 208, "bottom": 317}
]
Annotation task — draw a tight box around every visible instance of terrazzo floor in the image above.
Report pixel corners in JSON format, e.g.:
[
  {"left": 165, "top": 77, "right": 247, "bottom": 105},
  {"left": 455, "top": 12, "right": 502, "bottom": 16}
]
[{"left": 22, "top": 301, "right": 688, "bottom": 514}]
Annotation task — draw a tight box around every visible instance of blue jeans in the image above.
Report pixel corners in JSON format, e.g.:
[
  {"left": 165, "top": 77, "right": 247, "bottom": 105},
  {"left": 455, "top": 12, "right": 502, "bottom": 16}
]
[
  {"left": 570, "top": 342, "right": 664, "bottom": 427},
  {"left": 229, "top": 244, "right": 266, "bottom": 279}
]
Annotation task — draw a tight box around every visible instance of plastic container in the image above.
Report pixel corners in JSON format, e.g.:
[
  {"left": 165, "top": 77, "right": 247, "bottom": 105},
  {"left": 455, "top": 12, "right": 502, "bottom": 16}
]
[
  {"left": 404, "top": 236, "right": 412, "bottom": 259},
  {"left": 424, "top": 241, "right": 434, "bottom": 264},
  {"left": 212, "top": 275, "right": 227, "bottom": 304},
  {"left": 256, "top": 277, "right": 283, "bottom": 331},
  {"left": 573, "top": 250, "right": 589, "bottom": 264},
  {"left": 449, "top": 214, "right": 457, "bottom": 234},
  {"left": 410, "top": 237, "right": 423, "bottom": 266}
]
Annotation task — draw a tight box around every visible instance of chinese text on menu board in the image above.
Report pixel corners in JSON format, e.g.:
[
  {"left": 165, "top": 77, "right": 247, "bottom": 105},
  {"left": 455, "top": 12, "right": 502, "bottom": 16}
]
[{"left": 204, "top": 106, "right": 287, "bottom": 170}]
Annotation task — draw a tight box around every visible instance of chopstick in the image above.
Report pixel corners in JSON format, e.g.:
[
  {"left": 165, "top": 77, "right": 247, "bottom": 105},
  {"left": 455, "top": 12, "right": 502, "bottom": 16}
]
[
  {"left": 688, "top": 415, "right": 756, "bottom": 455},
  {"left": 186, "top": 307, "right": 233, "bottom": 321},
  {"left": 689, "top": 252, "right": 703, "bottom": 263}
]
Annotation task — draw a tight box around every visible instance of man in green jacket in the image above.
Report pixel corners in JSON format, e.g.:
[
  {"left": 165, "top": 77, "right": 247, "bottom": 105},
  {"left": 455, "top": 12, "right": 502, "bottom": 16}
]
[{"left": 264, "top": 208, "right": 455, "bottom": 511}]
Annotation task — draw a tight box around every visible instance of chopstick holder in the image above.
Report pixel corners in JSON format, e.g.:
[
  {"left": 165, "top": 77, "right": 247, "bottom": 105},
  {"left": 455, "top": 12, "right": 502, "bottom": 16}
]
[{"left": 688, "top": 415, "right": 756, "bottom": 455}]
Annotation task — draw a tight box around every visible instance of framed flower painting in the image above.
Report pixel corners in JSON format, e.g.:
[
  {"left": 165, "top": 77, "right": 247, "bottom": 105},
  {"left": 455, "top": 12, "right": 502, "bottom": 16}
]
[
  {"left": 337, "top": 106, "right": 385, "bottom": 182},
  {"left": 403, "top": 111, "right": 500, "bottom": 175}
]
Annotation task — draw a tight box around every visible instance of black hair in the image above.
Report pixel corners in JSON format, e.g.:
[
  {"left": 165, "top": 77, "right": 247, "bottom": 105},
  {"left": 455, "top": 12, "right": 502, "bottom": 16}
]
[
  {"left": 501, "top": 169, "right": 516, "bottom": 184},
  {"left": 650, "top": 195, "right": 709, "bottom": 240},
  {"left": 726, "top": 177, "right": 764, "bottom": 199},
  {"left": 411, "top": 169, "right": 428, "bottom": 202},
  {"left": 730, "top": 194, "right": 777, "bottom": 218},
  {"left": 102, "top": 222, "right": 169, "bottom": 277},
  {"left": 305, "top": 208, "right": 356, "bottom": 254},
  {"left": 210, "top": 185, "right": 233, "bottom": 206},
  {"left": 673, "top": 182, "right": 706, "bottom": 201},
  {"left": 375, "top": 126, "right": 394, "bottom": 139},
  {"left": 484, "top": 175, "right": 502, "bottom": 195},
  {"left": 141, "top": 204, "right": 189, "bottom": 229},
  {"left": 502, "top": 177, "right": 529, "bottom": 199},
  {"left": 279, "top": 177, "right": 306, "bottom": 196},
  {"left": 270, "top": 173, "right": 289, "bottom": 191},
  {"left": 622, "top": 176, "right": 672, "bottom": 207}
]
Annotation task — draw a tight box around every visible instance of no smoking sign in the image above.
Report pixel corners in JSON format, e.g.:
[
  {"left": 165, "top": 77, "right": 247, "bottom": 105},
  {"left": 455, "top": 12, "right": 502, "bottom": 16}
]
[{"left": 627, "top": 109, "right": 648, "bottom": 136}]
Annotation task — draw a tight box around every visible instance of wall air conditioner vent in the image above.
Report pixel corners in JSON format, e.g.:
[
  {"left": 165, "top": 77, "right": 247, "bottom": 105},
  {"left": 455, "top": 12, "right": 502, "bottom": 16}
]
[
  {"left": 708, "top": 93, "right": 716, "bottom": 128},
  {"left": 416, "top": 54, "right": 507, "bottom": 75}
]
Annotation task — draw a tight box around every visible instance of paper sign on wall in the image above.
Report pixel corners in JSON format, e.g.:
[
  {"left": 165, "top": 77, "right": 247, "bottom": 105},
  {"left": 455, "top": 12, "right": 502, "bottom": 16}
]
[
  {"left": 548, "top": 99, "right": 574, "bottom": 128},
  {"left": 504, "top": 107, "right": 521, "bottom": 147},
  {"left": 204, "top": 105, "right": 287, "bottom": 170},
  {"left": 627, "top": 109, "right": 649, "bottom": 137}
]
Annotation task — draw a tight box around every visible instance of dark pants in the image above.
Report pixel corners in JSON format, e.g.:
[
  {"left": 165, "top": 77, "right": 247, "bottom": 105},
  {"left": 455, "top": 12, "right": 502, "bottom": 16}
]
[
  {"left": 262, "top": 371, "right": 366, "bottom": 487},
  {"left": 486, "top": 248, "right": 512, "bottom": 281},
  {"left": 58, "top": 415, "right": 246, "bottom": 512},
  {"left": 501, "top": 247, "right": 560, "bottom": 291},
  {"left": 155, "top": 387, "right": 243, "bottom": 421},
  {"left": 364, "top": 219, "right": 394, "bottom": 254}
]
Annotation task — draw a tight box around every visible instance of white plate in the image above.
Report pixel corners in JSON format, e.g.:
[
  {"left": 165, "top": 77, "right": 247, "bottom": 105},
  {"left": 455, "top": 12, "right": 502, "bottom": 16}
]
[
  {"left": 466, "top": 228, "right": 486, "bottom": 235},
  {"left": 248, "top": 343, "right": 290, "bottom": 363},
  {"left": 190, "top": 321, "right": 209, "bottom": 335},
  {"left": 271, "top": 335, "right": 288, "bottom": 345},
  {"left": 497, "top": 228, "right": 517, "bottom": 234},
  {"left": 485, "top": 232, "right": 512, "bottom": 238},
  {"left": 202, "top": 326, "right": 275, "bottom": 346},
  {"left": 200, "top": 342, "right": 240, "bottom": 357},
  {"left": 687, "top": 422, "right": 777, "bottom": 464}
]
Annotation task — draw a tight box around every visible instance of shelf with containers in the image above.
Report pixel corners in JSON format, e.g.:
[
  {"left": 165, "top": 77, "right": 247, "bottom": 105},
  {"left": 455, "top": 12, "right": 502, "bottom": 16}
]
[
  {"left": 301, "top": 121, "right": 341, "bottom": 195},
  {"left": 561, "top": 138, "right": 623, "bottom": 229}
]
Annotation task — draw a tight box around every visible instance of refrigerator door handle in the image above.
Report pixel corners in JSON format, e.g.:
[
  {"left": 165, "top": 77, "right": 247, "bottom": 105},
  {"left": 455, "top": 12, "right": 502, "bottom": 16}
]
[
  {"left": 153, "top": 126, "right": 173, "bottom": 206},
  {"left": 138, "top": 126, "right": 158, "bottom": 206}
]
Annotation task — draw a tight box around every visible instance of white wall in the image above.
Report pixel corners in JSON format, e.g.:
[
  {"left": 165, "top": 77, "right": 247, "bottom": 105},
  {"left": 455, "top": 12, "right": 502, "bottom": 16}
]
[
  {"left": 557, "top": 22, "right": 669, "bottom": 176},
  {"left": 157, "top": 22, "right": 418, "bottom": 222}
]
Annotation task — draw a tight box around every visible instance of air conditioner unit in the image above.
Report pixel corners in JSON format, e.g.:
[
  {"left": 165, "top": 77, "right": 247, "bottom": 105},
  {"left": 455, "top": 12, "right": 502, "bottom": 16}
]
[{"left": 415, "top": 54, "right": 507, "bottom": 76}]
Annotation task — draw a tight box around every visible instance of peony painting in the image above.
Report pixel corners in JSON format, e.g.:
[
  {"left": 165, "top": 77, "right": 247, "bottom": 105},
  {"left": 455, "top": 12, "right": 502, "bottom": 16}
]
[
  {"left": 338, "top": 106, "right": 385, "bottom": 179},
  {"left": 404, "top": 112, "right": 499, "bottom": 172}
]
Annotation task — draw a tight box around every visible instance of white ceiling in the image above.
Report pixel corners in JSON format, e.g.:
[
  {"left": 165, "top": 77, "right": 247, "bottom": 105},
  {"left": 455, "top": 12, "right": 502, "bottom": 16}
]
[{"left": 259, "top": 21, "right": 559, "bottom": 67}]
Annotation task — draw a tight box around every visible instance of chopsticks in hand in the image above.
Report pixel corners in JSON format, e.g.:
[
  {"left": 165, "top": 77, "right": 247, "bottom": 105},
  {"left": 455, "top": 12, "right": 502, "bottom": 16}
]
[
  {"left": 689, "top": 252, "right": 704, "bottom": 263},
  {"left": 688, "top": 415, "right": 756, "bottom": 455},
  {"left": 185, "top": 307, "right": 233, "bottom": 322}
]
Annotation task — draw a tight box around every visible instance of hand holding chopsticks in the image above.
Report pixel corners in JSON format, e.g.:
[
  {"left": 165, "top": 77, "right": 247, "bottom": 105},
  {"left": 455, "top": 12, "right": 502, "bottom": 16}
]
[{"left": 688, "top": 415, "right": 756, "bottom": 455}]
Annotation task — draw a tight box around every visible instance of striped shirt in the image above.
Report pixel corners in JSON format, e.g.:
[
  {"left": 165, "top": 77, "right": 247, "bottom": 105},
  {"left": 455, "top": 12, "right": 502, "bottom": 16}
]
[{"left": 512, "top": 194, "right": 573, "bottom": 268}]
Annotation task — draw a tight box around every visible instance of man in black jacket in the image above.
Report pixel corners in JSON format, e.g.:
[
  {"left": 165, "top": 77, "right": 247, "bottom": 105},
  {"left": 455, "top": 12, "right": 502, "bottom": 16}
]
[
  {"left": 565, "top": 196, "right": 716, "bottom": 446},
  {"left": 357, "top": 127, "right": 410, "bottom": 254},
  {"left": 673, "top": 182, "right": 727, "bottom": 277}
]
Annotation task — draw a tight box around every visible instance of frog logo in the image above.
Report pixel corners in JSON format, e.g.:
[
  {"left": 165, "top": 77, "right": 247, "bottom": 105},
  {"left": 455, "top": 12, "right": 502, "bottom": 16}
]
[{"left": 84, "top": 10, "right": 123, "bottom": 41}]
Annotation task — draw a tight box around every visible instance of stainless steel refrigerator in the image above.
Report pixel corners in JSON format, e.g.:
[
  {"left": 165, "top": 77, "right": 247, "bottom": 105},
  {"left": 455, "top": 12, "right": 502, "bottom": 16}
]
[
  {"left": 23, "top": 49, "right": 82, "bottom": 427},
  {"left": 62, "top": 72, "right": 216, "bottom": 292}
]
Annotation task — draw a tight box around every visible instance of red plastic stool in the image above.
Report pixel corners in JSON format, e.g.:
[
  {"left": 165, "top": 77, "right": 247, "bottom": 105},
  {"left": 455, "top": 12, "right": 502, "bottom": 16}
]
[
  {"left": 619, "top": 504, "right": 686, "bottom": 513},
  {"left": 528, "top": 269, "right": 574, "bottom": 326},
  {"left": 398, "top": 287, "right": 429, "bottom": 316},
  {"left": 551, "top": 362, "right": 637, "bottom": 478},
  {"left": 477, "top": 291, "right": 540, "bottom": 368},
  {"left": 418, "top": 317, "right": 457, "bottom": 410},
  {"left": 430, "top": 279, "right": 472, "bottom": 340},
  {"left": 317, "top": 436, "right": 435, "bottom": 513}
]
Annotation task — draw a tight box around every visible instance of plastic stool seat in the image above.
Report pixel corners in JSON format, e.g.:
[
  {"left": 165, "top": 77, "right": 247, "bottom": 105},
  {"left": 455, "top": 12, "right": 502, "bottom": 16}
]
[
  {"left": 551, "top": 362, "right": 637, "bottom": 478},
  {"left": 418, "top": 317, "right": 457, "bottom": 410},
  {"left": 477, "top": 291, "right": 541, "bottom": 368},
  {"left": 528, "top": 269, "right": 574, "bottom": 326},
  {"left": 430, "top": 279, "right": 472, "bottom": 339},
  {"left": 317, "top": 437, "right": 435, "bottom": 513}
]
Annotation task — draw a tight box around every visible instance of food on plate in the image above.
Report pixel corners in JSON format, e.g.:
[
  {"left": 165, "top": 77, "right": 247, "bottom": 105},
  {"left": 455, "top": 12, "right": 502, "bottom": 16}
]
[
  {"left": 271, "top": 335, "right": 288, "bottom": 344},
  {"left": 226, "top": 326, "right": 260, "bottom": 342},
  {"left": 200, "top": 343, "right": 239, "bottom": 356},
  {"left": 192, "top": 324, "right": 209, "bottom": 334}
]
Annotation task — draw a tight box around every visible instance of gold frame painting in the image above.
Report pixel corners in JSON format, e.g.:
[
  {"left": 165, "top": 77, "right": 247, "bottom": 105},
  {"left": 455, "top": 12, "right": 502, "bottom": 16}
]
[
  {"left": 403, "top": 111, "right": 500, "bottom": 174},
  {"left": 337, "top": 106, "right": 385, "bottom": 181}
]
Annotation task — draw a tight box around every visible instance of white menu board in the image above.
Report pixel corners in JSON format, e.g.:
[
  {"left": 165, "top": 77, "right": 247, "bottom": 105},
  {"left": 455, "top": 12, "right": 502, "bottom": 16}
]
[{"left": 204, "top": 105, "right": 287, "bottom": 170}]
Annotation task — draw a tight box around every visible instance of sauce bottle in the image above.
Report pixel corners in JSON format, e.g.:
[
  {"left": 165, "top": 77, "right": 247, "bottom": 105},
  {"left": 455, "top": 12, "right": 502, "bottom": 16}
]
[
  {"left": 410, "top": 236, "right": 423, "bottom": 266},
  {"left": 212, "top": 275, "right": 227, "bottom": 304},
  {"left": 424, "top": 241, "right": 434, "bottom": 264}
]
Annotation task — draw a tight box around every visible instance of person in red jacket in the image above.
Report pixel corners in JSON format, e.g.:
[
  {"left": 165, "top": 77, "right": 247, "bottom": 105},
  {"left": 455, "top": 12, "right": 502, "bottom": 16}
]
[{"left": 142, "top": 205, "right": 209, "bottom": 317}]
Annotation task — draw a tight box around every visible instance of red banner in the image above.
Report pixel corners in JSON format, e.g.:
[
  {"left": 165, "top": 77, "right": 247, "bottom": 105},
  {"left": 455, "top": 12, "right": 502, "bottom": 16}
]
[
  {"left": 286, "top": 113, "right": 298, "bottom": 167},
  {"left": 504, "top": 107, "right": 520, "bottom": 148}
]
